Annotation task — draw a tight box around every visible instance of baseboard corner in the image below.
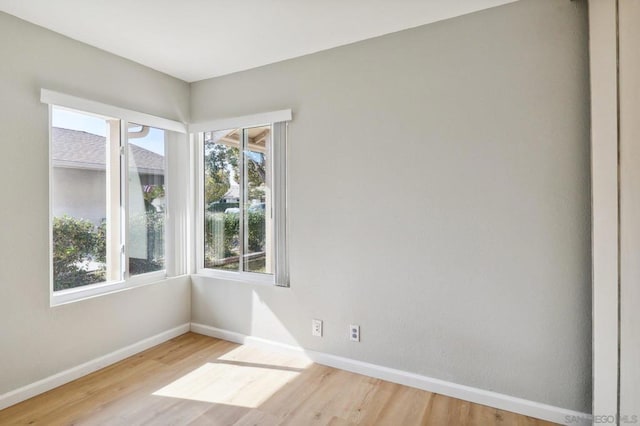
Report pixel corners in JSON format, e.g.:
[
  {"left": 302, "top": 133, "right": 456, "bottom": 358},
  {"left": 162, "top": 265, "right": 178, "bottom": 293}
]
[{"left": 0, "top": 322, "right": 190, "bottom": 411}]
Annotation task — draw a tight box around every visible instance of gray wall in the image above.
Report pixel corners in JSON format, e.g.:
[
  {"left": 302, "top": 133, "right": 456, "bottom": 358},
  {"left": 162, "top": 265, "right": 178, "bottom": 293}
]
[
  {"left": 190, "top": 0, "right": 591, "bottom": 412},
  {"left": 0, "top": 12, "right": 191, "bottom": 395}
]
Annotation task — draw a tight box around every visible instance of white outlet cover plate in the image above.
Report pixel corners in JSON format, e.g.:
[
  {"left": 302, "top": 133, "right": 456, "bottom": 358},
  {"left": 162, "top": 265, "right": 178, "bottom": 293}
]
[
  {"left": 350, "top": 325, "right": 360, "bottom": 342},
  {"left": 312, "top": 319, "right": 323, "bottom": 337}
]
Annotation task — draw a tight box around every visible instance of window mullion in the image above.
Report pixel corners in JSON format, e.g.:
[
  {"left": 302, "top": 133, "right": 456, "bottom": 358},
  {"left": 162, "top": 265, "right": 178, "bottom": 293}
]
[
  {"left": 121, "top": 120, "right": 129, "bottom": 280},
  {"left": 106, "top": 119, "right": 123, "bottom": 282},
  {"left": 238, "top": 128, "right": 246, "bottom": 273},
  {"left": 197, "top": 133, "right": 205, "bottom": 272}
]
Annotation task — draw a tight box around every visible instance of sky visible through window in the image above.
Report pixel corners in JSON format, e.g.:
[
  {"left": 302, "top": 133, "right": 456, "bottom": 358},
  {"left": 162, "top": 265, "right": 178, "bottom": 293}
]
[{"left": 52, "top": 108, "right": 165, "bottom": 155}]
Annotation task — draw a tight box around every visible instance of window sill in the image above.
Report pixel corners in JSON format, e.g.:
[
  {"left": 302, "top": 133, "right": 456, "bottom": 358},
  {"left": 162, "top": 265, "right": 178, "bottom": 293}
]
[
  {"left": 50, "top": 271, "right": 168, "bottom": 307},
  {"left": 194, "top": 268, "right": 276, "bottom": 286}
]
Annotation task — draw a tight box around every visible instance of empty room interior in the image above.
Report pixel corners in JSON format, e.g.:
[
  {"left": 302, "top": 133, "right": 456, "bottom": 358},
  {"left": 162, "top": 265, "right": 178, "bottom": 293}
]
[{"left": 0, "top": 0, "right": 636, "bottom": 424}]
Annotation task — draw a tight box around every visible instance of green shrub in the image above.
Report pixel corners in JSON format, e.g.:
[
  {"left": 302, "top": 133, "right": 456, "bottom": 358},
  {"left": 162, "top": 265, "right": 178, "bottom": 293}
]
[
  {"left": 204, "top": 209, "right": 266, "bottom": 266},
  {"left": 204, "top": 212, "right": 239, "bottom": 259},
  {"left": 95, "top": 219, "right": 106, "bottom": 263},
  {"left": 128, "top": 210, "right": 165, "bottom": 275},
  {"left": 247, "top": 210, "right": 265, "bottom": 252},
  {"left": 224, "top": 212, "right": 240, "bottom": 256},
  {"left": 129, "top": 257, "right": 164, "bottom": 275},
  {"left": 53, "top": 211, "right": 166, "bottom": 288},
  {"left": 52, "top": 215, "right": 104, "bottom": 291}
]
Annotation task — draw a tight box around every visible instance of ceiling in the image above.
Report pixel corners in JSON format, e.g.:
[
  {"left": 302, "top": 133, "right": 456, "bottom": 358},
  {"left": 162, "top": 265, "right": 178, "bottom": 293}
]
[{"left": 0, "top": 0, "right": 518, "bottom": 83}]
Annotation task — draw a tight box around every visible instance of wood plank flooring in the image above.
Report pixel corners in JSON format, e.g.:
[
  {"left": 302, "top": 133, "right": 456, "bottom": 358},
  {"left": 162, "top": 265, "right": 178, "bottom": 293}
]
[{"left": 0, "top": 333, "right": 557, "bottom": 425}]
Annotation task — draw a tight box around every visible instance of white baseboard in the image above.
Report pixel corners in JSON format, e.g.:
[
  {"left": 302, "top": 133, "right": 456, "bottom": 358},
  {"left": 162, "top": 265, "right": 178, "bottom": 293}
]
[
  {"left": 0, "top": 323, "right": 190, "bottom": 411},
  {"left": 190, "top": 323, "right": 592, "bottom": 426}
]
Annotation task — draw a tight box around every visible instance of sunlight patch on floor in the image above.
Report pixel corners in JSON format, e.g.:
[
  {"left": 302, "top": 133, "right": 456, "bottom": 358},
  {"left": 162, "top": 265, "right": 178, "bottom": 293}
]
[
  {"left": 218, "top": 345, "right": 313, "bottom": 369},
  {"left": 153, "top": 346, "right": 313, "bottom": 408}
]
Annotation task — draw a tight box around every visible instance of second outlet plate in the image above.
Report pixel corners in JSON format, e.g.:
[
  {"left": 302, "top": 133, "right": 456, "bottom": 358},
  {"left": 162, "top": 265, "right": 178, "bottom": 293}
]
[
  {"left": 350, "top": 324, "right": 360, "bottom": 342},
  {"left": 312, "top": 319, "right": 323, "bottom": 337}
]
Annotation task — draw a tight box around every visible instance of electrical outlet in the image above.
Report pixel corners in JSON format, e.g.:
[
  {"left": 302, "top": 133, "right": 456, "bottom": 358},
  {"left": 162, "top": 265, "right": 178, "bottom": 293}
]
[
  {"left": 350, "top": 324, "right": 360, "bottom": 342},
  {"left": 312, "top": 319, "right": 323, "bottom": 337}
]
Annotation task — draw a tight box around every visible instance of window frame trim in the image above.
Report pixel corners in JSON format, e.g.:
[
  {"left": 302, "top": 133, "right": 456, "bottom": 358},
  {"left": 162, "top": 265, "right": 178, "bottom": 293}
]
[
  {"left": 50, "top": 270, "right": 168, "bottom": 306},
  {"left": 122, "top": 120, "right": 169, "bottom": 281},
  {"left": 45, "top": 92, "right": 181, "bottom": 306},
  {"left": 196, "top": 132, "right": 275, "bottom": 285},
  {"left": 189, "top": 110, "right": 291, "bottom": 134},
  {"left": 41, "top": 89, "right": 186, "bottom": 134},
  {"left": 195, "top": 114, "right": 290, "bottom": 286}
]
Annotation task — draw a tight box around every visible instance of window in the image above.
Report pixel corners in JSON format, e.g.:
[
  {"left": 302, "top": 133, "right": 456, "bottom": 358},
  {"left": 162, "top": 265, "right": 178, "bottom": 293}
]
[
  {"left": 51, "top": 107, "right": 122, "bottom": 291},
  {"left": 203, "top": 125, "right": 272, "bottom": 274},
  {"left": 196, "top": 112, "right": 290, "bottom": 286},
  {"left": 127, "top": 123, "right": 167, "bottom": 276},
  {"left": 47, "top": 91, "right": 185, "bottom": 304}
]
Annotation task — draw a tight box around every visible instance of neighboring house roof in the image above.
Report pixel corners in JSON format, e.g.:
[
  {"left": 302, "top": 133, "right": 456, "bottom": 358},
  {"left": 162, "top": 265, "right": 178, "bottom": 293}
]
[{"left": 52, "top": 127, "right": 164, "bottom": 175}]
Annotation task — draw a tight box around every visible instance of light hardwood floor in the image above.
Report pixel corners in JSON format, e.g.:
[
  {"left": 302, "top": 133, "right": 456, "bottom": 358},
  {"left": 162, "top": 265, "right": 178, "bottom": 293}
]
[{"left": 0, "top": 333, "right": 557, "bottom": 425}]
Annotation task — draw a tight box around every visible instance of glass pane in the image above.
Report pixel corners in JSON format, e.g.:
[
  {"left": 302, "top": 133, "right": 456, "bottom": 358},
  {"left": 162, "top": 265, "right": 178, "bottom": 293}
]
[
  {"left": 204, "top": 129, "right": 241, "bottom": 271},
  {"left": 51, "top": 108, "right": 110, "bottom": 290},
  {"left": 128, "top": 124, "right": 166, "bottom": 276},
  {"left": 243, "top": 125, "right": 272, "bottom": 274}
]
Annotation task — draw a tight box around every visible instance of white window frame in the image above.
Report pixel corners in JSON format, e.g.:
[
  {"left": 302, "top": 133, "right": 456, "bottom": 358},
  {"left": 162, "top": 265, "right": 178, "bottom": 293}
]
[
  {"left": 193, "top": 110, "right": 290, "bottom": 287},
  {"left": 44, "top": 89, "right": 187, "bottom": 306}
]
